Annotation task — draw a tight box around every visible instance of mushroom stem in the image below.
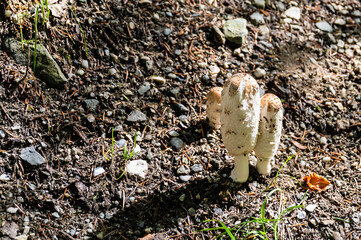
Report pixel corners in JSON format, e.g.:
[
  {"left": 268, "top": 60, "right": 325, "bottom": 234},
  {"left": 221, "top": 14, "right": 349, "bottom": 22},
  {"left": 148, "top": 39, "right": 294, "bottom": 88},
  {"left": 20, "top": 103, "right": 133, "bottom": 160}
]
[
  {"left": 256, "top": 157, "right": 272, "bottom": 175},
  {"left": 230, "top": 154, "right": 249, "bottom": 183}
]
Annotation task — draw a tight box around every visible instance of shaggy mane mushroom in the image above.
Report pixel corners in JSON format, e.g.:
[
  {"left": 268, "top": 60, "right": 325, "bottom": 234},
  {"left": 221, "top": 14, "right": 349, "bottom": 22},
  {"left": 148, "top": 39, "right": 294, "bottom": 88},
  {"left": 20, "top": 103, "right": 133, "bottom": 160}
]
[
  {"left": 220, "top": 73, "right": 260, "bottom": 183},
  {"left": 206, "top": 87, "right": 223, "bottom": 129},
  {"left": 254, "top": 93, "right": 283, "bottom": 175}
]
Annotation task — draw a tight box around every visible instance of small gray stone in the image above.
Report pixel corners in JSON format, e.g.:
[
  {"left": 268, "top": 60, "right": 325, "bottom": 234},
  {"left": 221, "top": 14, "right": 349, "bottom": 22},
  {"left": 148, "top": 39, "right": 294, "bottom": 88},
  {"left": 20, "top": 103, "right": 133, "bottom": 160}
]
[
  {"left": 52, "top": 212, "right": 60, "bottom": 218},
  {"left": 76, "top": 69, "right": 85, "bottom": 76},
  {"left": 169, "top": 130, "right": 180, "bottom": 137},
  {"left": 297, "top": 210, "right": 306, "bottom": 219},
  {"left": 285, "top": 7, "right": 301, "bottom": 20},
  {"left": 212, "top": 25, "right": 226, "bottom": 45},
  {"left": 316, "top": 21, "right": 333, "bottom": 32},
  {"left": 253, "top": 68, "right": 266, "bottom": 78},
  {"left": 167, "top": 73, "right": 177, "bottom": 79},
  {"left": 150, "top": 76, "right": 166, "bottom": 84},
  {"left": 223, "top": 18, "right": 248, "bottom": 45},
  {"left": 332, "top": 231, "right": 342, "bottom": 240},
  {"left": 174, "top": 49, "right": 181, "bottom": 55},
  {"left": 116, "top": 139, "right": 126, "bottom": 147},
  {"left": 127, "top": 110, "right": 147, "bottom": 122},
  {"left": 164, "top": 28, "right": 172, "bottom": 36},
  {"left": 179, "top": 175, "right": 191, "bottom": 182},
  {"left": 179, "top": 194, "right": 186, "bottom": 202},
  {"left": 275, "top": 1, "right": 285, "bottom": 11},
  {"left": 145, "top": 60, "right": 153, "bottom": 71},
  {"left": 108, "top": 68, "right": 117, "bottom": 76},
  {"left": 7, "top": 207, "right": 18, "bottom": 214},
  {"left": 351, "top": 10, "right": 361, "bottom": 17},
  {"left": 320, "top": 137, "right": 327, "bottom": 145},
  {"left": 334, "top": 18, "right": 346, "bottom": 26},
  {"left": 191, "top": 164, "right": 203, "bottom": 172},
  {"left": 2, "top": 221, "right": 19, "bottom": 238},
  {"left": 250, "top": 12, "right": 265, "bottom": 25},
  {"left": 253, "top": 0, "right": 265, "bottom": 9},
  {"left": 188, "top": 207, "right": 196, "bottom": 216},
  {"left": 87, "top": 114, "right": 95, "bottom": 123},
  {"left": 0, "top": 130, "right": 5, "bottom": 138},
  {"left": 138, "top": 82, "right": 151, "bottom": 95},
  {"left": 305, "top": 204, "right": 317, "bottom": 212},
  {"left": 352, "top": 212, "right": 361, "bottom": 223},
  {"left": 0, "top": 174, "right": 11, "bottom": 181},
  {"left": 170, "top": 137, "right": 184, "bottom": 151},
  {"left": 93, "top": 167, "right": 105, "bottom": 177},
  {"left": 174, "top": 103, "right": 189, "bottom": 114},
  {"left": 259, "top": 25, "right": 270, "bottom": 36},
  {"left": 84, "top": 99, "right": 99, "bottom": 112},
  {"left": 15, "top": 235, "right": 28, "bottom": 240},
  {"left": 81, "top": 60, "right": 89, "bottom": 69},
  {"left": 127, "top": 160, "right": 148, "bottom": 178},
  {"left": 320, "top": 219, "right": 335, "bottom": 226},
  {"left": 20, "top": 146, "right": 46, "bottom": 165},
  {"left": 177, "top": 165, "right": 191, "bottom": 175}
]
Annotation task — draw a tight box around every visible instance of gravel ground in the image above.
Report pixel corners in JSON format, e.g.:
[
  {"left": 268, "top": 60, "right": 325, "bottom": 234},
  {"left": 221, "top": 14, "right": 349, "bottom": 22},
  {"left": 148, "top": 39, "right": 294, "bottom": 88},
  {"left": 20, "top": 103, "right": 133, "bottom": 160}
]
[{"left": 0, "top": 0, "right": 361, "bottom": 239}]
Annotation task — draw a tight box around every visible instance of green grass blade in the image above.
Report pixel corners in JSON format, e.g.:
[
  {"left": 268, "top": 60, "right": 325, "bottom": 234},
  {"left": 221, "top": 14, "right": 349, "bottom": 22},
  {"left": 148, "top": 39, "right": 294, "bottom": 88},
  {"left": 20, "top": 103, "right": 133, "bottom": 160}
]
[
  {"left": 264, "top": 154, "right": 295, "bottom": 192},
  {"left": 34, "top": 7, "right": 39, "bottom": 72},
  {"left": 67, "top": 3, "right": 88, "bottom": 56}
]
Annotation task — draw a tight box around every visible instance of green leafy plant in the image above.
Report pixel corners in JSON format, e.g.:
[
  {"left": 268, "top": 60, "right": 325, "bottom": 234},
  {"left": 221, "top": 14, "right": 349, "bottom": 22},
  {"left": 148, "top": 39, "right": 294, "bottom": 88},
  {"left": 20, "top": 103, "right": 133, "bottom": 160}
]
[
  {"left": 33, "top": 6, "right": 39, "bottom": 72},
  {"left": 117, "top": 133, "right": 138, "bottom": 180},
  {"left": 199, "top": 189, "right": 304, "bottom": 239},
  {"left": 67, "top": 3, "right": 88, "bottom": 56}
]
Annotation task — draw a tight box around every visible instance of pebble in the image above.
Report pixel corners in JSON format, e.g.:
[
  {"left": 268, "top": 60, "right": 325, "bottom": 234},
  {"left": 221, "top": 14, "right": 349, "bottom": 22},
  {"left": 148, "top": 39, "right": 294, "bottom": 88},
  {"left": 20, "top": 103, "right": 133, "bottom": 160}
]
[
  {"left": 250, "top": 12, "right": 265, "bottom": 25},
  {"left": 253, "top": 68, "right": 266, "bottom": 78},
  {"left": 84, "top": 99, "right": 99, "bottom": 112},
  {"left": 7, "top": 207, "right": 18, "bottom": 214},
  {"left": 212, "top": 25, "right": 226, "bottom": 45},
  {"left": 223, "top": 18, "right": 248, "bottom": 45},
  {"left": 320, "top": 219, "right": 335, "bottom": 226},
  {"left": 123, "top": 89, "right": 133, "bottom": 96},
  {"left": 351, "top": 10, "right": 361, "bottom": 17},
  {"left": 305, "top": 204, "right": 317, "bottom": 212},
  {"left": 20, "top": 146, "right": 46, "bottom": 165},
  {"left": 259, "top": 25, "right": 270, "bottom": 36},
  {"left": 173, "top": 103, "right": 189, "bottom": 114},
  {"left": 179, "top": 175, "right": 191, "bottom": 182},
  {"left": 334, "top": 18, "right": 346, "bottom": 26},
  {"left": 170, "top": 137, "right": 184, "bottom": 151},
  {"left": 167, "top": 73, "right": 177, "bottom": 79},
  {"left": 209, "top": 64, "right": 220, "bottom": 75},
  {"left": 93, "top": 167, "right": 105, "bottom": 177},
  {"left": 285, "top": 7, "right": 301, "bottom": 20},
  {"left": 174, "top": 49, "right": 182, "bottom": 55},
  {"left": 126, "top": 160, "right": 148, "bottom": 178},
  {"left": 297, "top": 210, "right": 307, "bottom": 219},
  {"left": 188, "top": 208, "right": 196, "bottom": 216},
  {"left": 323, "top": 156, "right": 332, "bottom": 162},
  {"left": 87, "top": 114, "right": 95, "bottom": 123},
  {"left": 320, "top": 137, "right": 327, "bottom": 145},
  {"left": 169, "top": 130, "right": 180, "bottom": 137},
  {"left": 164, "top": 28, "right": 172, "bottom": 36},
  {"left": 329, "top": 85, "right": 336, "bottom": 95},
  {"left": 76, "top": 69, "right": 85, "bottom": 76},
  {"left": 52, "top": 212, "right": 60, "bottom": 218},
  {"left": 150, "top": 76, "right": 166, "bottom": 84},
  {"left": 81, "top": 60, "right": 89, "bottom": 69},
  {"left": 127, "top": 110, "right": 147, "bottom": 122},
  {"left": 191, "top": 164, "right": 203, "bottom": 172},
  {"left": 179, "top": 194, "right": 186, "bottom": 202},
  {"left": 0, "top": 130, "right": 5, "bottom": 138},
  {"left": 15, "top": 235, "right": 28, "bottom": 240},
  {"left": 253, "top": 0, "right": 265, "bottom": 9},
  {"left": 334, "top": 102, "right": 343, "bottom": 111},
  {"left": 0, "top": 174, "right": 11, "bottom": 181},
  {"left": 198, "top": 62, "right": 207, "bottom": 68},
  {"left": 138, "top": 82, "right": 151, "bottom": 95},
  {"left": 108, "top": 68, "right": 117, "bottom": 76},
  {"left": 316, "top": 21, "right": 333, "bottom": 32},
  {"left": 177, "top": 165, "right": 191, "bottom": 175}
]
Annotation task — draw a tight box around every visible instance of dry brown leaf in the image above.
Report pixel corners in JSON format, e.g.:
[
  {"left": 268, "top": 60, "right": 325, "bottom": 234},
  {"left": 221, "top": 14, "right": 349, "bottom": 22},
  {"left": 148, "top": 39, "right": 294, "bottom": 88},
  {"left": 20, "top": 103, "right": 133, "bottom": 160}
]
[
  {"left": 303, "top": 172, "right": 330, "bottom": 192},
  {"left": 291, "top": 140, "right": 307, "bottom": 150}
]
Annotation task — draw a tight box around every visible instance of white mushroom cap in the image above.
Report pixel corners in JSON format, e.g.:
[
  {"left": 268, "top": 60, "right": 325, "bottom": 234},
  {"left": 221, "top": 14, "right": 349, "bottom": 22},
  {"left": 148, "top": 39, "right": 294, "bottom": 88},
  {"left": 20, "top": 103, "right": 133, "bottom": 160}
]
[
  {"left": 206, "top": 87, "right": 223, "bottom": 129},
  {"left": 254, "top": 93, "right": 283, "bottom": 175},
  {"left": 220, "top": 73, "right": 261, "bottom": 182}
]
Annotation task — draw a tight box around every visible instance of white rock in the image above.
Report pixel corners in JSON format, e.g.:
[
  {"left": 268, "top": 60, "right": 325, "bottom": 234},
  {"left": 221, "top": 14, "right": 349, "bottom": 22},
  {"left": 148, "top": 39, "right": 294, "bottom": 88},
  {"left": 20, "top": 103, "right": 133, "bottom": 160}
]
[
  {"left": 253, "top": 68, "right": 266, "bottom": 78},
  {"left": 7, "top": 207, "right": 18, "bottom": 213},
  {"left": 285, "top": 7, "right": 301, "bottom": 20},
  {"left": 150, "top": 76, "right": 166, "bottom": 84},
  {"left": 320, "top": 137, "right": 327, "bottom": 145},
  {"left": 15, "top": 235, "right": 28, "bottom": 240},
  {"left": 306, "top": 204, "right": 317, "bottom": 212},
  {"left": 127, "top": 160, "right": 148, "bottom": 178},
  {"left": 334, "top": 102, "right": 344, "bottom": 111},
  {"left": 259, "top": 25, "right": 270, "bottom": 36},
  {"left": 0, "top": 174, "right": 11, "bottom": 181},
  {"left": 316, "top": 21, "right": 333, "bottom": 32},
  {"left": 93, "top": 167, "right": 105, "bottom": 177},
  {"left": 323, "top": 156, "right": 332, "bottom": 162},
  {"left": 250, "top": 12, "right": 265, "bottom": 25},
  {"left": 209, "top": 64, "right": 221, "bottom": 75},
  {"left": 334, "top": 18, "right": 346, "bottom": 26}
]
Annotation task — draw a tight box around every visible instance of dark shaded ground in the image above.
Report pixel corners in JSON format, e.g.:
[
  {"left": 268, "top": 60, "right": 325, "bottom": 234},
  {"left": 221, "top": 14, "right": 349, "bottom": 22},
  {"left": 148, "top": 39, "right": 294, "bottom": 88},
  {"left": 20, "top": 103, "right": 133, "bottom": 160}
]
[{"left": 0, "top": 0, "right": 361, "bottom": 239}]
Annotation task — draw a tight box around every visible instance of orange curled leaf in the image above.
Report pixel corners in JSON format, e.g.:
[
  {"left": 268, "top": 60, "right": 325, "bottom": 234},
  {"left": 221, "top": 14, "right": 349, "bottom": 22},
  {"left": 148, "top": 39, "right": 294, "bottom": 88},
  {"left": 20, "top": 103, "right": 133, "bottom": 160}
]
[{"left": 303, "top": 172, "right": 330, "bottom": 192}]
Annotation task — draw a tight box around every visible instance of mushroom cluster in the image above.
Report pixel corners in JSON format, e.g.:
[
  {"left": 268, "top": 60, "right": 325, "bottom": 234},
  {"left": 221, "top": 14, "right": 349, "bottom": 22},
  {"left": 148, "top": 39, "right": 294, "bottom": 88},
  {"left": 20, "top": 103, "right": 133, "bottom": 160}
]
[{"left": 206, "top": 73, "right": 283, "bottom": 183}]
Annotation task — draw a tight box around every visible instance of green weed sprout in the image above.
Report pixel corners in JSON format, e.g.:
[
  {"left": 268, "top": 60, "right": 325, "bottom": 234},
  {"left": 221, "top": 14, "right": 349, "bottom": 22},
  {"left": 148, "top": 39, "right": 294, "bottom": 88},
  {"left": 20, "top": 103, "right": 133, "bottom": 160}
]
[
  {"left": 117, "top": 133, "right": 138, "bottom": 180},
  {"left": 264, "top": 154, "right": 295, "bottom": 192},
  {"left": 39, "top": 0, "right": 50, "bottom": 25},
  {"left": 33, "top": 6, "right": 39, "bottom": 72},
  {"left": 199, "top": 188, "right": 304, "bottom": 239},
  {"left": 67, "top": 3, "right": 88, "bottom": 56}
]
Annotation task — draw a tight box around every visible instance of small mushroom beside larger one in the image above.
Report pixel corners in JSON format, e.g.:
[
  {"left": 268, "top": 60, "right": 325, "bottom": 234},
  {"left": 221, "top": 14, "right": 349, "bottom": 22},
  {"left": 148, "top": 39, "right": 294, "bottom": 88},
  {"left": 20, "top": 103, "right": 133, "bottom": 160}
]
[
  {"left": 206, "top": 87, "right": 223, "bottom": 129},
  {"left": 254, "top": 93, "right": 283, "bottom": 175},
  {"left": 220, "top": 73, "right": 261, "bottom": 182}
]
